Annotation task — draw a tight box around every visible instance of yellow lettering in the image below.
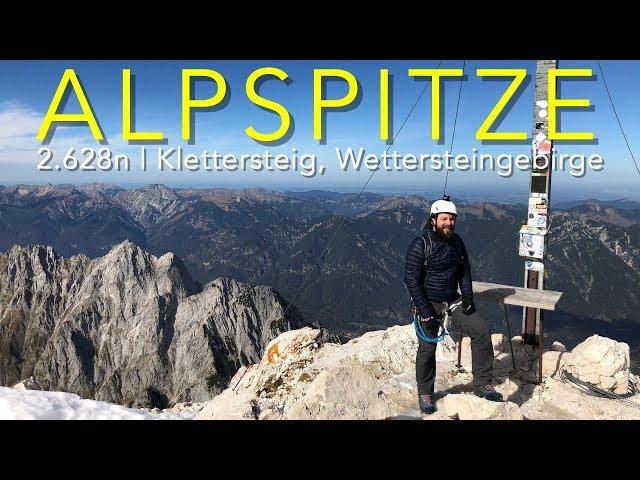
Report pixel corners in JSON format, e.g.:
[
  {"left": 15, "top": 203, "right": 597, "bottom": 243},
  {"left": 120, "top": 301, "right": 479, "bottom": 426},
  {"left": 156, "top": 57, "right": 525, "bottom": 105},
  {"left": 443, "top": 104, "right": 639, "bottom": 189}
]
[
  {"left": 37, "top": 69, "right": 103, "bottom": 142},
  {"left": 122, "top": 69, "right": 163, "bottom": 141},
  {"left": 476, "top": 69, "right": 527, "bottom": 141},
  {"left": 548, "top": 68, "right": 594, "bottom": 140},
  {"left": 181, "top": 69, "right": 227, "bottom": 142},
  {"left": 313, "top": 69, "right": 359, "bottom": 142},
  {"left": 380, "top": 69, "right": 390, "bottom": 141},
  {"left": 408, "top": 68, "right": 463, "bottom": 141},
  {"left": 244, "top": 67, "right": 292, "bottom": 143}
]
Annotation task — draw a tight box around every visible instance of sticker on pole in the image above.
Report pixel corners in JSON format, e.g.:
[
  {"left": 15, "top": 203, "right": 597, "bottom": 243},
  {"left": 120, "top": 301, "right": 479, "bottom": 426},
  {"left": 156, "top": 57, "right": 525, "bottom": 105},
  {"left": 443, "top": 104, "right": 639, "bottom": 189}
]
[
  {"left": 537, "top": 140, "right": 551, "bottom": 154},
  {"left": 519, "top": 225, "right": 547, "bottom": 259},
  {"left": 525, "top": 260, "right": 545, "bottom": 273}
]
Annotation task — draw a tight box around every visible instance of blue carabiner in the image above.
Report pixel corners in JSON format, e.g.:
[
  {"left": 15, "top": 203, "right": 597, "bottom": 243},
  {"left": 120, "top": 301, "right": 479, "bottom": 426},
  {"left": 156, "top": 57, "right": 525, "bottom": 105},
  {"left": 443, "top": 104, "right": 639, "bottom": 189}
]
[{"left": 413, "top": 314, "right": 448, "bottom": 343}]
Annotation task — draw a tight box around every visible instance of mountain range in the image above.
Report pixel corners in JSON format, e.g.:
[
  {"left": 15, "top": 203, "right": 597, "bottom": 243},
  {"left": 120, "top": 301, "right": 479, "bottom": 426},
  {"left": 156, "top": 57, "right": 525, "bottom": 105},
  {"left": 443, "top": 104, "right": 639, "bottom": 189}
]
[{"left": 1, "top": 183, "right": 639, "bottom": 361}]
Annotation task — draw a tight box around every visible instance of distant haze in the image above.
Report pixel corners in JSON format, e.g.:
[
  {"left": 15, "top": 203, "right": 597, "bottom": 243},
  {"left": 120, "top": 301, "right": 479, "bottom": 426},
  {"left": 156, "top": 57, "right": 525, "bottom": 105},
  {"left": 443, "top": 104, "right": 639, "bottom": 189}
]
[{"left": 1, "top": 179, "right": 638, "bottom": 204}]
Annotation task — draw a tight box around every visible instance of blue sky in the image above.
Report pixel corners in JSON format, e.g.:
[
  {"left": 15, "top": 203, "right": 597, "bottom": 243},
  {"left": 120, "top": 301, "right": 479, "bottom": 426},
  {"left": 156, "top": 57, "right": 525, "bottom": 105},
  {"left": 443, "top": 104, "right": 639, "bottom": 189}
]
[{"left": 0, "top": 60, "right": 638, "bottom": 200}]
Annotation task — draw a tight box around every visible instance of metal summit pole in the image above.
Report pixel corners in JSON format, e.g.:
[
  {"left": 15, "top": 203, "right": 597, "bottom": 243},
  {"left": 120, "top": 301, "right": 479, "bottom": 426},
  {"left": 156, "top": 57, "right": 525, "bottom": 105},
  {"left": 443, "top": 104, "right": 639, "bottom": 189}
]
[{"left": 519, "top": 60, "right": 558, "bottom": 375}]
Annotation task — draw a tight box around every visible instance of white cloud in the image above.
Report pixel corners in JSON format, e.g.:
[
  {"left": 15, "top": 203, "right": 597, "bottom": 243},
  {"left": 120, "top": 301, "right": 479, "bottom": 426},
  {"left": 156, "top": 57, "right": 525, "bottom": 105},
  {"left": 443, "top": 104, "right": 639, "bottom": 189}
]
[
  {"left": 0, "top": 103, "right": 104, "bottom": 163},
  {"left": 0, "top": 103, "right": 43, "bottom": 140},
  {"left": 0, "top": 103, "right": 43, "bottom": 153}
]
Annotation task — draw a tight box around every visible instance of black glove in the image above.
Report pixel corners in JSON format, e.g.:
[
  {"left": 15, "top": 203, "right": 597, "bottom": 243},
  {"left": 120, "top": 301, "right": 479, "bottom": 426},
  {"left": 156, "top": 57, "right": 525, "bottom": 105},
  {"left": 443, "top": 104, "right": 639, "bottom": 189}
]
[
  {"left": 422, "top": 309, "right": 444, "bottom": 324},
  {"left": 462, "top": 297, "right": 476, "bottom": 316}
]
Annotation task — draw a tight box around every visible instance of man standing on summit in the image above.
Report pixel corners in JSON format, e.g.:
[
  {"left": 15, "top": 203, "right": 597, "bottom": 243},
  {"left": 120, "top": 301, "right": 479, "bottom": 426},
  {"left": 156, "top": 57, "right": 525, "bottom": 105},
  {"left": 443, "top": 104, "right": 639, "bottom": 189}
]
[{"left": 404, "top": 196, "right": 503, "bottom": 414}]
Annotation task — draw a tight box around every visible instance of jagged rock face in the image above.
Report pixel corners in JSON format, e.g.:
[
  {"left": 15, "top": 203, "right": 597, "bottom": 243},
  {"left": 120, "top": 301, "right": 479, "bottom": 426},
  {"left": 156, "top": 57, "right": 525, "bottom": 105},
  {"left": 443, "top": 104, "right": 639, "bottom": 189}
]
[
  {"left": 196, "top": 325, "right": 640, "bottom": 420},
  {"left": 564, "top": 334, "right": 630, "bottom": 394},
  {"left": 0, "top": 241, "right": 304, "bottom": 407}
]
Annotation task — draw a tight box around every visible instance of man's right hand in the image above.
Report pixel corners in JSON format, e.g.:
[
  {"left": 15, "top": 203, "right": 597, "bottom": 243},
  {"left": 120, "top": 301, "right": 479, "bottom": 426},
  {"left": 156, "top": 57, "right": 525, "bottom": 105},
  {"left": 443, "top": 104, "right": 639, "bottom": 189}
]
[{"left": 421, "top": 311, "right": 442, "bottom": 324}]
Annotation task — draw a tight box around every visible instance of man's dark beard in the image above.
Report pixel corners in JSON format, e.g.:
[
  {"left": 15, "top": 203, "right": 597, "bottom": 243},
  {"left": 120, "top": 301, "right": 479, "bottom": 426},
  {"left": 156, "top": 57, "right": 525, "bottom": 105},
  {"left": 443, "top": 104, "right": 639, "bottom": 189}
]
[{"left": 435, "top": 225, "right": 455, "bottom": 238}]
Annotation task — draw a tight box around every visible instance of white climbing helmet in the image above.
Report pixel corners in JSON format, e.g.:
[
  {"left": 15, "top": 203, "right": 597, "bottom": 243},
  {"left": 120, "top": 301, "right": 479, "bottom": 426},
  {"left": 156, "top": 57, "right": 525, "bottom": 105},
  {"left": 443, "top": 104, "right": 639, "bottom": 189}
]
[{"left": 430, "top": 196, "right": 457, "bottom": 216}]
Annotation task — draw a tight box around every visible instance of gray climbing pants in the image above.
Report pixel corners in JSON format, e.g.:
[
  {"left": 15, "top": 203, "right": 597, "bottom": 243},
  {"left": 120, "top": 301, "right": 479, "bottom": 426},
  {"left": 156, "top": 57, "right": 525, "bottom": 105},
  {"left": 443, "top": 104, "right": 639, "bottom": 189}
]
[{"left": 416, "top": 297, "right": 494, "bottom": 395}]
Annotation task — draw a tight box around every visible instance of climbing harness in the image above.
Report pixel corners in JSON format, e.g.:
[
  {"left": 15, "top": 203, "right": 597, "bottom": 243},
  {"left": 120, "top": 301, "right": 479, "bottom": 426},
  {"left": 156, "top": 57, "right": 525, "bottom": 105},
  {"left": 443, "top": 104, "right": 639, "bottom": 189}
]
[{"left": 413, "top": 299, "right": 462, "bottom": 343}]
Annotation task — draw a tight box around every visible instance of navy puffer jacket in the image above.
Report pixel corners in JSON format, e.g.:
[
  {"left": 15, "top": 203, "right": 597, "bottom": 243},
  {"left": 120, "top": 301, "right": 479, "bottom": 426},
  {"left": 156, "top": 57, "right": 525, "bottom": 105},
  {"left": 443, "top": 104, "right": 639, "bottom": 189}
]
[{"left": 404, "top": 224, "right": 474, "bottom": 318}]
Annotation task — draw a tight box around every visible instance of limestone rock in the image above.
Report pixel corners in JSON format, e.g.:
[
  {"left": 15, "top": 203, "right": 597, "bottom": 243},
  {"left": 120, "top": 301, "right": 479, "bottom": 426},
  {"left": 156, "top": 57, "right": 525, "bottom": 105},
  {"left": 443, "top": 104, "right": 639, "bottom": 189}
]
[
  {"left": 196, "top": 389, "right": 259, "bottom": 420},
  {"left": 435, "top": 335, "right": 458, "bottom": 363},
  {"left": 493, "top": 377, "right": 521, "bottom": 400},
  {"left": 11, "top": 377, "right": 42, "bottom": 391},
  {"left": 196, "top": 323, "right": 640, "bottom": 421},
  {"left": 164, "top": 401, "right": 205, "bottom": 416},
  {"left": 197, "top": 325, "right": 419, "bottom": 420},
  {"left": 520, "top": 376, "right": 640, "bottom": 420},
  {"left": 263, "top": 328, "right": 325, "bottom": 368},
  {"left": 542, "top": 351, "right": 571, "bottom": 377},
  {"left": 284, "top": 362, "right": 403, "bottom": 420},
  {"left": 455, "top": 337, "right": 473, "bottom": 371},
  {"left": 441, "top": 394, "right": 523, "bottom": 420},
  {"left": 197, "top": 324, "right": 530, "bottom": 420},
  {"left": 491, "top": 333, "right": 509, "bottom": 353},
  {"left": 565, "top": 335, "right": 630, "bottom": 394},
  {"left": 552, "top": 341, "right": 567, "bottom": 352}
]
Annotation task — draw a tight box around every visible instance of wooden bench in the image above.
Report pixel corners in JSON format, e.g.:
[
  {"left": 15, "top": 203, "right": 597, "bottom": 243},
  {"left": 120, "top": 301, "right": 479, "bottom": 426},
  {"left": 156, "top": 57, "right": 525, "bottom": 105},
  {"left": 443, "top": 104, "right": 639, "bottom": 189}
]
[{"left": 472, "top": 281, "right": 562, "bottom": 311}]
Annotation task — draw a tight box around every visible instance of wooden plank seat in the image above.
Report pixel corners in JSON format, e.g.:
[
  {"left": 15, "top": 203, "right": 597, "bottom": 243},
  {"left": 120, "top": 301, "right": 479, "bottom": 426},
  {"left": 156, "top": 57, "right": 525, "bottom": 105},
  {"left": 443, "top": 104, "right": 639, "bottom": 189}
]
[{"left": 472, "top": 281, "right": 562, "bottom": 310}]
